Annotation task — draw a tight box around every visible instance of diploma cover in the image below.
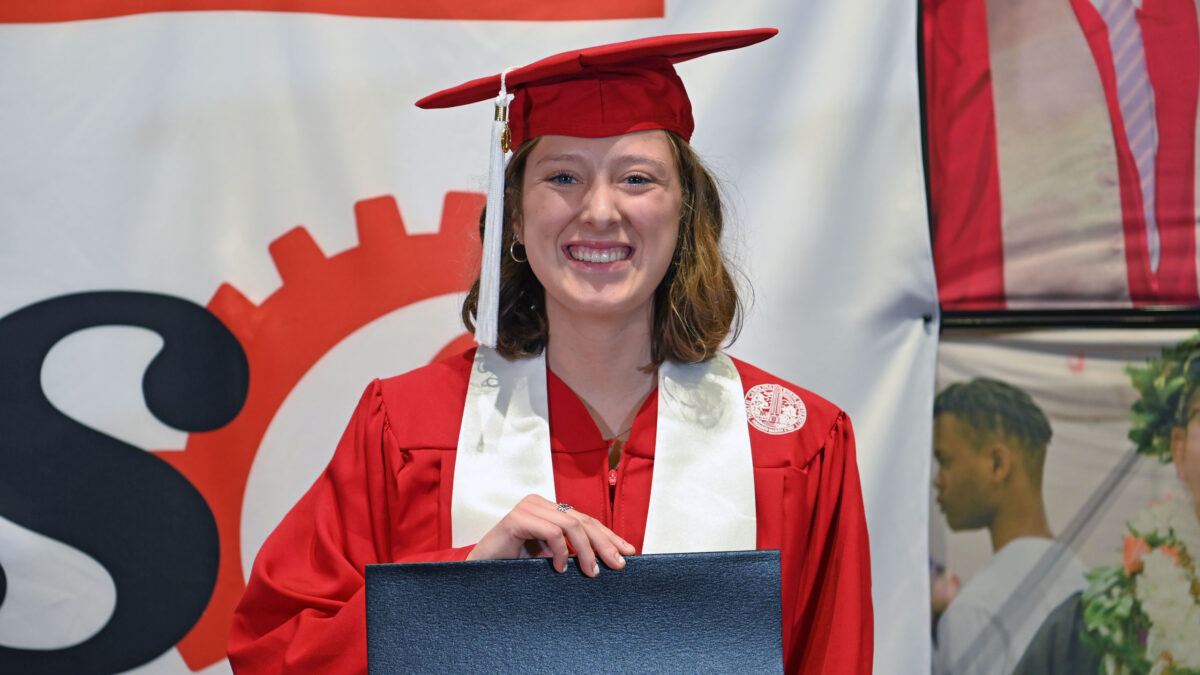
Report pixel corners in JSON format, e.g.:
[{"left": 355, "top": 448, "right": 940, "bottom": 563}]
[{"left": 366, "top": 550, "right": 782, "bottom": 673}]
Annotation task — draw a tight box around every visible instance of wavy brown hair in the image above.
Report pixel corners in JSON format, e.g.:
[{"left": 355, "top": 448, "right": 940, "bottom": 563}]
[{"left": 461, "top": 131, "right": 742, "bottom": 366}]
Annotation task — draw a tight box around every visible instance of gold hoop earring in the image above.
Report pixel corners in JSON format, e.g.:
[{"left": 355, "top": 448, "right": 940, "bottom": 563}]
[{"left": 509, "top": 238, "right": 527, "bottom": 264}]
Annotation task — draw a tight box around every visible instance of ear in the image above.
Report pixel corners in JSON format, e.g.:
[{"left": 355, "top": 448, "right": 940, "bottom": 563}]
[
  {"left": 1170, "top": 427, "right": 1187, "bottom": 480},
  {"left": 986, "top": 442, "right": 1014, "bottom": 483}
]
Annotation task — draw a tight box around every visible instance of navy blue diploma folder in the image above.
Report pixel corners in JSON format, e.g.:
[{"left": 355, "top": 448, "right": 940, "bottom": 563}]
[{"left": 365, "top": 549, "right": 783, "bottom": 673}]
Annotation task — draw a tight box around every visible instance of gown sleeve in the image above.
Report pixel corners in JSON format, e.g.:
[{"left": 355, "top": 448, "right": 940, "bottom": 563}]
[
  {"left": 787, "top": 411, "right": 874, "bottom": 675},
  {"left": 227, "top": 380, "right": 472, "bottom": 674}
]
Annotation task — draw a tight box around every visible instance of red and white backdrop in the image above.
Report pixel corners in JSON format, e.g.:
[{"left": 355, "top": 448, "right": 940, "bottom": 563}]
[
  {"left": 0, "top": 2, "right": 935, "bottom": 672},
  {"left": 925, "top": 0, "right": 1200, "bottom": 310}
]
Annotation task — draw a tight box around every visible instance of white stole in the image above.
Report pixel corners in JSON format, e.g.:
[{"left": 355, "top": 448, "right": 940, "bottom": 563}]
[{"left": 451, "top": 346, "right": 757, "bottom": 553}]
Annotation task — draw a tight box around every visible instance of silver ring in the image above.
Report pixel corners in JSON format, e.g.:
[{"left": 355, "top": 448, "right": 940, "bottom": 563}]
[{"left": 555, "top": 503, "right": 573, "bottom": 513}]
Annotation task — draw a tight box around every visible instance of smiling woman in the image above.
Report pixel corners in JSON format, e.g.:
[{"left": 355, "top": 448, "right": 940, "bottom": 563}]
[
  {"left": 229, "top": 28, "right": 875, "bottom": 675},
  {"left": 466, "top": 128, "right": 737, "bottom": 368}
]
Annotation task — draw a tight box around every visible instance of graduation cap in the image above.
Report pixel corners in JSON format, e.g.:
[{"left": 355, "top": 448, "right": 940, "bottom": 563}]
[{"left": 417, "top": 28, "right": 778, "bottom": 348}]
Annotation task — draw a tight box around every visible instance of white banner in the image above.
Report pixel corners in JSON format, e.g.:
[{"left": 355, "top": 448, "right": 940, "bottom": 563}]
[{"left": 0, "top": 2, "right": 935, "bottom": 672}]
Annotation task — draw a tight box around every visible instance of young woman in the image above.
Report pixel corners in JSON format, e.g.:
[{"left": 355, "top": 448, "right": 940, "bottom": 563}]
[{"left": 229, "top": 29, "right": 873, "bottom": 674}]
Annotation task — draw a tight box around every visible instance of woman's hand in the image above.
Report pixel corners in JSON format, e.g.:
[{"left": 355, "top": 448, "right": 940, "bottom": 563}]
[{"left": 466, "top": 494, "right": 636, "bottom": 576}]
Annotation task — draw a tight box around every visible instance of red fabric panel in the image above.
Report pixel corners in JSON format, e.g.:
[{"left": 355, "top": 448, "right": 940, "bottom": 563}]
[
  {"left": 1142, "top": 0, "right": 1199, "bottom": 304},
  {"left": 0, "top": 0, "right": 663, "bottom": 24},
  {"left": 927, "top": 0, "right": 1200, "bottom": 309},
  {"left": 1069, "top": 0, "right": 1200, "bottom": 305},
  {"left": 924, "top": 0, "right": 1007, "bottom": 310}
]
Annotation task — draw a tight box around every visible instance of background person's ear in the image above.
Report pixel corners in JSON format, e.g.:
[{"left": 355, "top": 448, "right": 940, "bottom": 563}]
[{"left": 986, "top": 442, "right": 1013, "bottom": 483}]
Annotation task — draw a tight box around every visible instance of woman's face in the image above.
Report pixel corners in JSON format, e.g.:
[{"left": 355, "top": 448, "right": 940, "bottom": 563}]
[
  {"left": 517, "top": 130, "right": 682, "bottom": 328},
  {"left": 1170, "top": 390, "right": 1200, "bottom": 518}
]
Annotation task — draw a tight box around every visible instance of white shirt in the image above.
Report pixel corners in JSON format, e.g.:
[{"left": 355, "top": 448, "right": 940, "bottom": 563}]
[{"left": 933, "top": 538, "right": 1088, "bottom": 675}]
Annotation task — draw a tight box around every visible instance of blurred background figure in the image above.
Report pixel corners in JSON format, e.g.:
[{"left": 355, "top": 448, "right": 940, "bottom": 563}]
[{"left": 931, "top": 378, "right": 1087, "bottom": 675}]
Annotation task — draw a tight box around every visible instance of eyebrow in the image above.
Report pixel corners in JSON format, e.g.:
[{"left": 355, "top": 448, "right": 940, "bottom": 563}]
[
  {"left": 535, "top": 153, "right": 585, "bottom": 165},
  {"left": 615, "top": 155, "right": 671, "bottom": 173},
  {"left": 534, "top": 153, "right": 671, "bottom": 173}
]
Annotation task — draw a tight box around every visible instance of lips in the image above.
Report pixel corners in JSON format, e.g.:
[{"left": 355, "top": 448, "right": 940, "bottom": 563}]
[{"left": 565, "top": 244, "right": 632, "bottom": 263}]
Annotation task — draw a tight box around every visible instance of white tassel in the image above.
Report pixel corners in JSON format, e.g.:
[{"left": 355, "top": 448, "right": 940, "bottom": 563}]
[{"left": 475, "top": 68, "right": 515, "bottom": 348}]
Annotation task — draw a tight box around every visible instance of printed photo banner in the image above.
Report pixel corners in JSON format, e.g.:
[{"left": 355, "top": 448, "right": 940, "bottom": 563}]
[
  {"left": 924, "top": 0, "right": 1200, "bottom": 309},
  {"left": 0, "top": 2, "right": 936, "bottom": 673},
  {"left": 932, "top": 327, "right": 1198, "bottom": 674}
]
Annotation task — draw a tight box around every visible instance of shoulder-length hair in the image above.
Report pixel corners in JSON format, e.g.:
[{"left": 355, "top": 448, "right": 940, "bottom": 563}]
[{"left": 461, "top": 131, "right": 742, "bottom": 366}]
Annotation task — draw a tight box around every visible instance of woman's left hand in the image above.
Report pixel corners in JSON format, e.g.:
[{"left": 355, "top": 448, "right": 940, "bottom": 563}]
[{"left": 466, "top": 494, "right": 636, "bottom": 577}]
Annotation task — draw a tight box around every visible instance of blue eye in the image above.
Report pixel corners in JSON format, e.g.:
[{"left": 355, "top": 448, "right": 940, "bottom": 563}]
[
  {"left": 624, "top": 175, "right": 649, "bottom": 185},
  {"left": 548, "top": 173, "right": 576, "bottom": 185}
]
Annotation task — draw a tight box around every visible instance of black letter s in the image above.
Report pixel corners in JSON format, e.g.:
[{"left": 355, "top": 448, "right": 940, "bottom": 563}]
[{"left": 0, "top": 291, "right": 248, "bottom": 673}]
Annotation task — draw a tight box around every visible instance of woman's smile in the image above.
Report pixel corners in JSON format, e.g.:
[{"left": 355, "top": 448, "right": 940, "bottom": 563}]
[{"left": 564, "top": 242, "right": 634, "bottom": 265}]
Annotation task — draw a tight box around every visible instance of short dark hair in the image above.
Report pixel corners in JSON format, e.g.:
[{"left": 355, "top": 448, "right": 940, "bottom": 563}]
[
  {"left": 934, "top": 378, "right": 1052, "bottom": 456},
  {"left": 461, "top": 131, "right": 742, "bottom": 365}
]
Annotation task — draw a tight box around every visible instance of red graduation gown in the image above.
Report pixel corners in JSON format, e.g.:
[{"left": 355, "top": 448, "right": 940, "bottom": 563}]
[{"left": 228, "top": 349, "right": 873, "bottom": 674}]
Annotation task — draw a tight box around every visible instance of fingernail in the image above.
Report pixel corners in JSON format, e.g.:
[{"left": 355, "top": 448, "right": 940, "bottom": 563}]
[
  {"left": 592, "top": 561, "right": 600, "bottom": 576},
  {"left": 616, "top": 554, "right": 625, "bottom": 566}
]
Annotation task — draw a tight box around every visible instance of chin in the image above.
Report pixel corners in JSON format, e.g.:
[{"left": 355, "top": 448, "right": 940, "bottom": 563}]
[
  {"left": 944, "top": 516, "right": 986, "bottom": 533},
  {"left": 551, "top": 292, "right": 652, "bottom": 322},
  {"left": 939, "top": 509, "right": 972, "bottom": 532},
  {"left": 568, "top": 303, "right": 641, "bottom": 321}
]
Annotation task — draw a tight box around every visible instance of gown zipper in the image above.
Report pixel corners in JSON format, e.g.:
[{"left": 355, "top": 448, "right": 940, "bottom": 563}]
[{"left": 607, "top": 439, "right": 621, "bottom": 524}]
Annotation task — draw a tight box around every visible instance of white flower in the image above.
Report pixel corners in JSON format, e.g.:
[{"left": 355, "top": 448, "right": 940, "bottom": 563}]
[
  {"left": 1130, "top": 499, "right": 1175, "bottom": 540},
  {"left": 1135, "top": 542, "right": 1200, "bottom": 669},
  {"left": 1178, "top": 633, "right": 1200, "bottom": 671},
  {"left": 1093, "top": 487, "right": 1200, "bottom": 673}
]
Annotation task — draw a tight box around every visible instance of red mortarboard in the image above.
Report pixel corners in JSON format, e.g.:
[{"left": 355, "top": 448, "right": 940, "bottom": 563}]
[
  {"left": 418, "top": 29, "right": 777, "bottom": 348},
  {"left": 417, "top": 28, "right": 778, "bottom": 148}
]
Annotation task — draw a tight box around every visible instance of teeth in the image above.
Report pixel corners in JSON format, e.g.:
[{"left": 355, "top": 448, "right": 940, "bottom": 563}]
[{"left": 569, "top": 246, "right": 630, "bottom": 263}]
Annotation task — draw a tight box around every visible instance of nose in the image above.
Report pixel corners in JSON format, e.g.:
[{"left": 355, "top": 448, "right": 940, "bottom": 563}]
[{"left": 580, "top": 182, "right": 620, "bottom": 230}]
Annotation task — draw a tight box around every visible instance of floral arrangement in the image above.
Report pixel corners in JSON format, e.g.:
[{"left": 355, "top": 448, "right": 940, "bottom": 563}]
[{"left": 1082, "top": 490, "right": 1200, "bottom": 675}]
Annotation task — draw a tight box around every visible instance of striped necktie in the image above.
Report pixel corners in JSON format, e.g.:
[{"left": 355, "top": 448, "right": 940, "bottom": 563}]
[{"left": 1098, "top": 0, "right": 1160, "bottom": 271}]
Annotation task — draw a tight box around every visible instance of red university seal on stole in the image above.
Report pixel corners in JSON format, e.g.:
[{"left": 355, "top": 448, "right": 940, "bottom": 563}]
[{"left": 744, "top": 384, "right": 806, "bottom": 435}]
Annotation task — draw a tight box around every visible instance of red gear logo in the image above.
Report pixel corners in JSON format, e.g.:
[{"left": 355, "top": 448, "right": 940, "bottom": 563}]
[{"left": 151, "top": 192, "right": 483, "bottom": 669}]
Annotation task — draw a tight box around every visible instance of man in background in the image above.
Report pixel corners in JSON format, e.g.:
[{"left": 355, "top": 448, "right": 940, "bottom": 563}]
[{"left": 931, "top": 378, "right": 1087, "bottom": 675}]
